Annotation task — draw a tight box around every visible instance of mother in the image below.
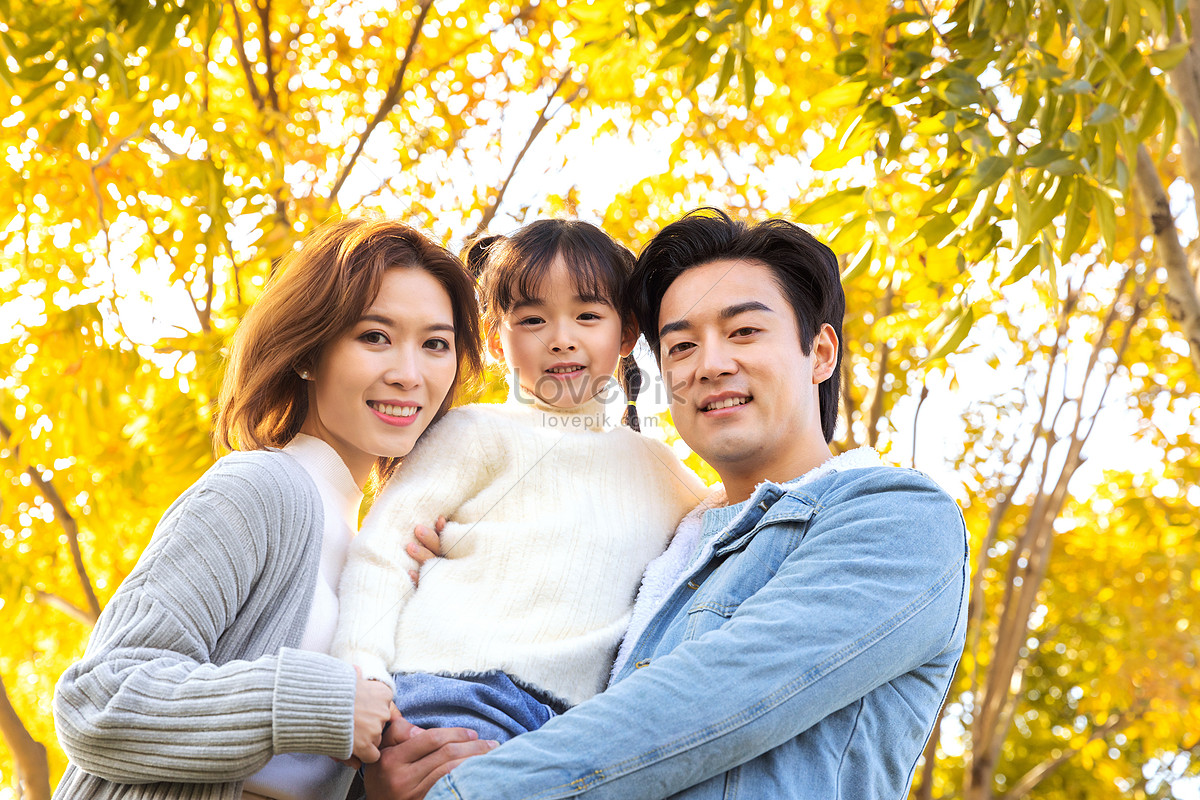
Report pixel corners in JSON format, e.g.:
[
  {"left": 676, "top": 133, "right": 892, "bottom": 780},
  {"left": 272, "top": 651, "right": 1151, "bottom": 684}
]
[{"left": 52, "top": 219, "right": 488, "bottom": 800}]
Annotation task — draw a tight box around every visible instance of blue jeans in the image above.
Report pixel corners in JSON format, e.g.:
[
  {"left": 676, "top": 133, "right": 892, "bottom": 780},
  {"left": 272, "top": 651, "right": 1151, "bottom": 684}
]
[{"left": 392, "top": 671, "right": 559, "bottom": 743}]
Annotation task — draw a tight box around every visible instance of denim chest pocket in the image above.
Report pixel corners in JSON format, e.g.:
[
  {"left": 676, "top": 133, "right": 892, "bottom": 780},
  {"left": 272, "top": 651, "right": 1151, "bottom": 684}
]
[{"left": 683, "top": 502, "right": 816, "bottom": 640}]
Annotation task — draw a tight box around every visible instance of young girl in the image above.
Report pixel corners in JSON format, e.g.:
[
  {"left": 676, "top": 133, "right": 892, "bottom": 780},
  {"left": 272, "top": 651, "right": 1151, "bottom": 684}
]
[
  {"left": 332, "top": 219, "right": 705, "bottom": 742},
  {"left": 51, "top": 219, "right": 490, "bottom": 800}
]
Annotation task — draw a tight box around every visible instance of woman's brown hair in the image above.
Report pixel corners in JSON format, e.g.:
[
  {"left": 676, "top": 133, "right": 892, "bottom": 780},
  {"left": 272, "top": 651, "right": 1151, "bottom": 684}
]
[{"left": 215, "top": 218, "right": 483, "bottom": 478}]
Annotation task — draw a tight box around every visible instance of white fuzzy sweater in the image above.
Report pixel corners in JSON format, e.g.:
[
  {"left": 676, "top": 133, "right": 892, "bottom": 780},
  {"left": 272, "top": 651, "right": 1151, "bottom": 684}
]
[{"left": 332, "top": 396, "right": 706, "bottom": 708}]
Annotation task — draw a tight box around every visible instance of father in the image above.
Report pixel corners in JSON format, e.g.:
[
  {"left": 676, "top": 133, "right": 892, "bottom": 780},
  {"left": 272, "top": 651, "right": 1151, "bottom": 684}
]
[{"left": 369, "top": 208, "right": 969, "bottom": 798}]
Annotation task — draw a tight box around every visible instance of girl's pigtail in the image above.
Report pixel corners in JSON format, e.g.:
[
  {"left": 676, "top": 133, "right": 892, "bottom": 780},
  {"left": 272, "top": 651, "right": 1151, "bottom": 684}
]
[
  {"left": 620, "top": 353, "right": 642, "bottom": 432},
  {"left": 464, "top": 235, "right": 501, "bottom": 281}
]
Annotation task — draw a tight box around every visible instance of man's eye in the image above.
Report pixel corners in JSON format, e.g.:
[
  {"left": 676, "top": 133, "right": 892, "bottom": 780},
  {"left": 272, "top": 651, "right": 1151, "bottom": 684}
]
[
  {"left": 360, "top": 331, "right": 389, "bottom": 345},
  {"left": 732, "top": 327, "right": 758, "bottom": 337},
  {"left": 667, "top": 341, "right": 695, "bottom": 356},
  {"left": 425, "top": 338, "right": 451, "bottom": 352}
]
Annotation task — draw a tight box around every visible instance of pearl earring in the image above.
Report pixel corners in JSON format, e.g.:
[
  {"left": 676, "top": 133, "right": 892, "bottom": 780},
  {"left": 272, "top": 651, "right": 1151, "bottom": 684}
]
[{"left": 298, "top": 370, "right": 311, "bottom": 380}]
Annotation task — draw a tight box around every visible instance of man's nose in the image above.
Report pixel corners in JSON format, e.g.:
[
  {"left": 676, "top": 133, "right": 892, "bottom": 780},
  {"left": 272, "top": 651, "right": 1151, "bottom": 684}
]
[{"left": 696, "top": 339, "right": 736, "bottom": 381}]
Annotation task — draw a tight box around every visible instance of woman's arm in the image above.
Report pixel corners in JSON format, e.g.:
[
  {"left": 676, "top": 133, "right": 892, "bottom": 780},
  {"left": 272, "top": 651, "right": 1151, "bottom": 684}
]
[{"left": 53, "top": 453, "right": 359, "bottom": 784}]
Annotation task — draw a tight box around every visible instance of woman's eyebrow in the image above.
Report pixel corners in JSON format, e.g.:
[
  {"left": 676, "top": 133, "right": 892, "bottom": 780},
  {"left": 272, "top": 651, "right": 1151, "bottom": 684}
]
[{"left": 359, "top": 313, "right": 455, "bottom": 333}]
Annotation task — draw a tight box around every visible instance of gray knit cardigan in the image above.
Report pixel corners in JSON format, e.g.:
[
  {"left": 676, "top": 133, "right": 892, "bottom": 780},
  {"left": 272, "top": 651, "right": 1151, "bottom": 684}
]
[{"left": 52, "top": 450, "right": 358, "bottom": 800}]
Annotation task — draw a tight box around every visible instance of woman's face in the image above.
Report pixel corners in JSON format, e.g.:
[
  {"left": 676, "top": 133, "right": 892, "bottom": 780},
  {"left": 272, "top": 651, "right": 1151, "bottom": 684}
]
[{"left": 301, "top": 267, "right": 459, "bottom": 487}]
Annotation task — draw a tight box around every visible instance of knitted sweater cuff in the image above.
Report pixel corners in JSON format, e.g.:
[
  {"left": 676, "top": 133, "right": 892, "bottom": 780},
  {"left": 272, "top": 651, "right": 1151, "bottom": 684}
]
[{"left": 272, "top": 648, "right": 357, "bottom": 758}]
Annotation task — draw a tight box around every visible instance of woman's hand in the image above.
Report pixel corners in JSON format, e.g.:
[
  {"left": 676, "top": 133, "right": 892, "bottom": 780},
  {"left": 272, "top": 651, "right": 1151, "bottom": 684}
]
[
  {"left": 351, "top": 669, "right": 398, "bottom": 766},
  {"left": 406, "top": 516, "right": 446, "bottom": 586},
  {"left": 363, "top": 716, "right": 497, "bottom": 800}
]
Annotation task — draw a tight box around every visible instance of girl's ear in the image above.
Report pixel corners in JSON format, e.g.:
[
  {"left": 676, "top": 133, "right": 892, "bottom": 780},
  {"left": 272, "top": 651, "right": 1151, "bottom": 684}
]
[
  {"left": 487, "top": 328, "right": 505, "bottom": 362},
  {"left": 619, "top": 317, "right": 640, "bottom": 359}
]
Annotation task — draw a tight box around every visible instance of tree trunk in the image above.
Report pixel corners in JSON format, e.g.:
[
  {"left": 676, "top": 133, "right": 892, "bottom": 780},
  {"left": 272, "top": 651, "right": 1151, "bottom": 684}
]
[
  {"left": 1133, "top": 144, "right": 1200, "bottom": 373},
  {"left": 0, "top": 676, "right": 51, "bottom": 800}
]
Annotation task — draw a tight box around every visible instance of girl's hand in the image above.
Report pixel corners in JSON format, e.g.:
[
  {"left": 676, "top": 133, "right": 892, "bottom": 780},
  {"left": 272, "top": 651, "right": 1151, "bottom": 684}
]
[
  {"left": 351, "top": 668, "right": 397, "bottom": 766},
  {"left": 406, "top": 516, "right": 446, "bottom": 586}
]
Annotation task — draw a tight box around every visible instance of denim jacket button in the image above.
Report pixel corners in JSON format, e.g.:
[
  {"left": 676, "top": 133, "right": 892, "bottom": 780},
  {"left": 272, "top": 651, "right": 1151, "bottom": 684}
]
[
  {"left": 635, "top": 659, "right": 651, "bottom": 669},
  {"left": 757, "top": 500, "right": 769, "bottom": 511}
]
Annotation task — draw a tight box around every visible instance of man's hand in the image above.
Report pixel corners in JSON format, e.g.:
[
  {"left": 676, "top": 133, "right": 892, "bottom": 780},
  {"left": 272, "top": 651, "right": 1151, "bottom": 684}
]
[
  {"left": 362, "top": 715, "right": 497, "bottom": 800},
  {"left": 406, "top": 516, "right": 446, "bottom": 587}
]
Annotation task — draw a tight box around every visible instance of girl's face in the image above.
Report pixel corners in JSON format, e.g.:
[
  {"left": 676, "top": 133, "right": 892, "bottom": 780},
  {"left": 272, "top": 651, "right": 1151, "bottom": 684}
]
[
  {"left": 302, "top": 268, "right": 459, "bottom": 487},
  {"left": 491, "top": 256, "right": 637, "bottom": 410}
]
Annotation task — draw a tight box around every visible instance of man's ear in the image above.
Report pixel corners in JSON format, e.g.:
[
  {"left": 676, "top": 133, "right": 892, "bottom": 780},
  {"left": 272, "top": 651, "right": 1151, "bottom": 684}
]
[
  {"left": 619, "top": 318, "right": 640, "bottom": 359},
  {"left": 811, "top": 323, "right": 839, "bottom": 384},
  {"left": 487, "top": 329, "right": 505, "bottom": 362}
]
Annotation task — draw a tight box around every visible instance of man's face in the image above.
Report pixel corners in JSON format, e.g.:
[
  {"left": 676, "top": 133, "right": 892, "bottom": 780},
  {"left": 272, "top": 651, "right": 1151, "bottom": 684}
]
[{"left": 657, "top": 259, "right": 836, "bottom": 488}]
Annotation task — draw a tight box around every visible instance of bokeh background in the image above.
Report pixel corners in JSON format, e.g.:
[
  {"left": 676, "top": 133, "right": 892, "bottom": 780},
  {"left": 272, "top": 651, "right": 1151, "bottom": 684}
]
[{"left": 1, "top": 0, "right": 1198, "bottom": 797}]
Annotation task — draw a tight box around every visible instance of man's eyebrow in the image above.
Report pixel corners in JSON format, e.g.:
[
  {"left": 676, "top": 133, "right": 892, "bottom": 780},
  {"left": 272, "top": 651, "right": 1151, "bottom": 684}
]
[
  {"left": 658, "top": 301, "right": 775, "bottom": 339},
  {"left": 720, "top": 301, "right": 774, "bottom": 319}
]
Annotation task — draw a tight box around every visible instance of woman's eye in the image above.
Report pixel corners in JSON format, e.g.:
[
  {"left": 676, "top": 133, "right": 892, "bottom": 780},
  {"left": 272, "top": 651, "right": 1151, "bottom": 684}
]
[
  {"left": 424, "top": 338, "right": 451, "bottom": 352},
  {"left": 360, "top": 331, "right": 389, "bottom": 345}
]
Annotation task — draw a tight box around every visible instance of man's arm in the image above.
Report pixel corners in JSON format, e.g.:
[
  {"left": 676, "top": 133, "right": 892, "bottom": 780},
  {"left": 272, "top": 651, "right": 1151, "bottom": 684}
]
[{"left": 422, "top": 470, "right": 969, "bottom": 800}]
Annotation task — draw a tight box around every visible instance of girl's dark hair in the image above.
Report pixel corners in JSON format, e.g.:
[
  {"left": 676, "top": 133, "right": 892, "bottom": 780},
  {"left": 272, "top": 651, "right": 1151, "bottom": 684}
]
[
  {"left": 217, "top": 218, "right": 484, "bottom": 481},
  {"left": 626, "top": 208, "right": 845, "bottom": 443},
  {"left": 471, "top": 219, "right": 643, "bottom": 430}
]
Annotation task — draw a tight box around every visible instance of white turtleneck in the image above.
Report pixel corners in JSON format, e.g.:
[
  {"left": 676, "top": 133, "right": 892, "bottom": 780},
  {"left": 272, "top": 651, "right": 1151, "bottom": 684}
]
[
  {"left": 242, "top": 434, "right": 362, "bottom": 800},
  {"left": 332, "top": 395, "right": 705, "bottom": 708}
]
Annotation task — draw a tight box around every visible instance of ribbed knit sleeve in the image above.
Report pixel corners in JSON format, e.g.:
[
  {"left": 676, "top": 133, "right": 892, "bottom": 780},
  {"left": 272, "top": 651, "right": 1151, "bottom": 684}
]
[
  {"left": 332, "top": 409, "right": 492, "bottom": 686},
  {"left": 52, "top": 453, "right": 357, "bottom": 789}
]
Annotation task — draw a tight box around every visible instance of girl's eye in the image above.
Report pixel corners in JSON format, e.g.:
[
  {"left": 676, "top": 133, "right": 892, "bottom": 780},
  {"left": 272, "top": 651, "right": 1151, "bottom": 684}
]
[
  {"left": 517, "top": 316, "right": 545, "bottom": 326},
  {"left": 667, "top": 341, "right": 695, "bottom": 356},
  {"left": 424, "top": 338, "right": 451, "bottom": 352},
  {"left": 360, "top": 330, "right": 389, "bottom": 345},
  {"left": 578, "top": 312, "right": 602, "bottom": 321}
]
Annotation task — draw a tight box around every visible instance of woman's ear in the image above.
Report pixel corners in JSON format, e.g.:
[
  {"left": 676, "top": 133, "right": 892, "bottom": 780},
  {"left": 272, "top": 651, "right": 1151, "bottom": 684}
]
[
  {"left": 487, "top": 329, "right": 505, "bottom": 362},
  {"left": 619, "top": 318, "right": 640, "bottom": 359},
  {"left": 811, "top": 323, "right": 839, "bottom": 384}
]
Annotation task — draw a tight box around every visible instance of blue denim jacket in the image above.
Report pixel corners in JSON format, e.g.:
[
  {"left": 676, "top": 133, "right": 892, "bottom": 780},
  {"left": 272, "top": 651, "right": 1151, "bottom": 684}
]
[{"left": 427, "top": 465, "right": 969, "bottom": 800}]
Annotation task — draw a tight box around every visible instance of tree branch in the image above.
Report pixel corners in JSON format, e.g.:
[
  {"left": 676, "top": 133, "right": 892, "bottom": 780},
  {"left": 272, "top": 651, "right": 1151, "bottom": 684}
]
[
  {"left": 1008, "top": 714, "right": 1129, "bottom": 798},
  {"left": 227, "top": 0, "right": 265, "bottom": 112},
  {"left": 329, "top": 0, "right": 435, "bottom": 205},
  {"left": 0, "top": 417, "right": 101, "bottom": 623},
  {"left": 862, "top": 284, "right": 894, "bottom": 448},
  {"left": 0, "top": 676, "right": 51, "bottom": 800},
  {"left": 34, "top": 590, "right": 97, "bottom": 625},
  {"left": 257, "top": 0, "right": 280, "bottom": 112},
  {"left": 470, "top": 71, "right": 579, "bottom": 239}
]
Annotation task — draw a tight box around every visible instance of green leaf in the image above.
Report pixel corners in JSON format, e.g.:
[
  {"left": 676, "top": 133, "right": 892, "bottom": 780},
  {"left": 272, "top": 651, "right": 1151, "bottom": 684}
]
[
  {"left": 886, "top": 11, "right": 929, "bottom": 26},
  {"left": 741, "top": 56, "right": 756, "bottom": 106},
  {"left": 1086, "top": 103, "right": 1120, "bottom": 126},
  {"left": 1005, "top": 241, "right": 1043, "bottom": 283},
  {"left": 795, "top": 187, "right": 867, "bottom": 225},
  {"left": 963, "top": 155, "right": 1011, "bottom": 197},
  {"left": 841, "top": 239, "right": 874, "bottom": 282},
  {"left": 810, "top": 80, "right": 867, "bottom": 110},
  {"left": 1148, "top": 41, "right": 1190, "bottom": 70},
  {"left": 926, "top": 305, "right": 975, "bottom": 362},
  {"left": 833, "top": 48, "right": 868, "bottom": 77},
  {"left": 1059, "top": 179, "right": 1091, "bottom": 258},
  {"left": 1057, "top": 78, "right": 1094, "bottom": 94},
  {"left": 714, "top": 49, "right": 737, "bottom": 98},
  {"left": 1091, "top": 185, "right": 1118, "bottom": 259}
]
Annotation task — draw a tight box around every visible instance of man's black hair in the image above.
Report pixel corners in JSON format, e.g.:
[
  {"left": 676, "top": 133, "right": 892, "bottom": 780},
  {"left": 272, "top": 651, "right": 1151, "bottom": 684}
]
[{"left": 626, "top": 207, "right": 845, "bottom": 443}]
